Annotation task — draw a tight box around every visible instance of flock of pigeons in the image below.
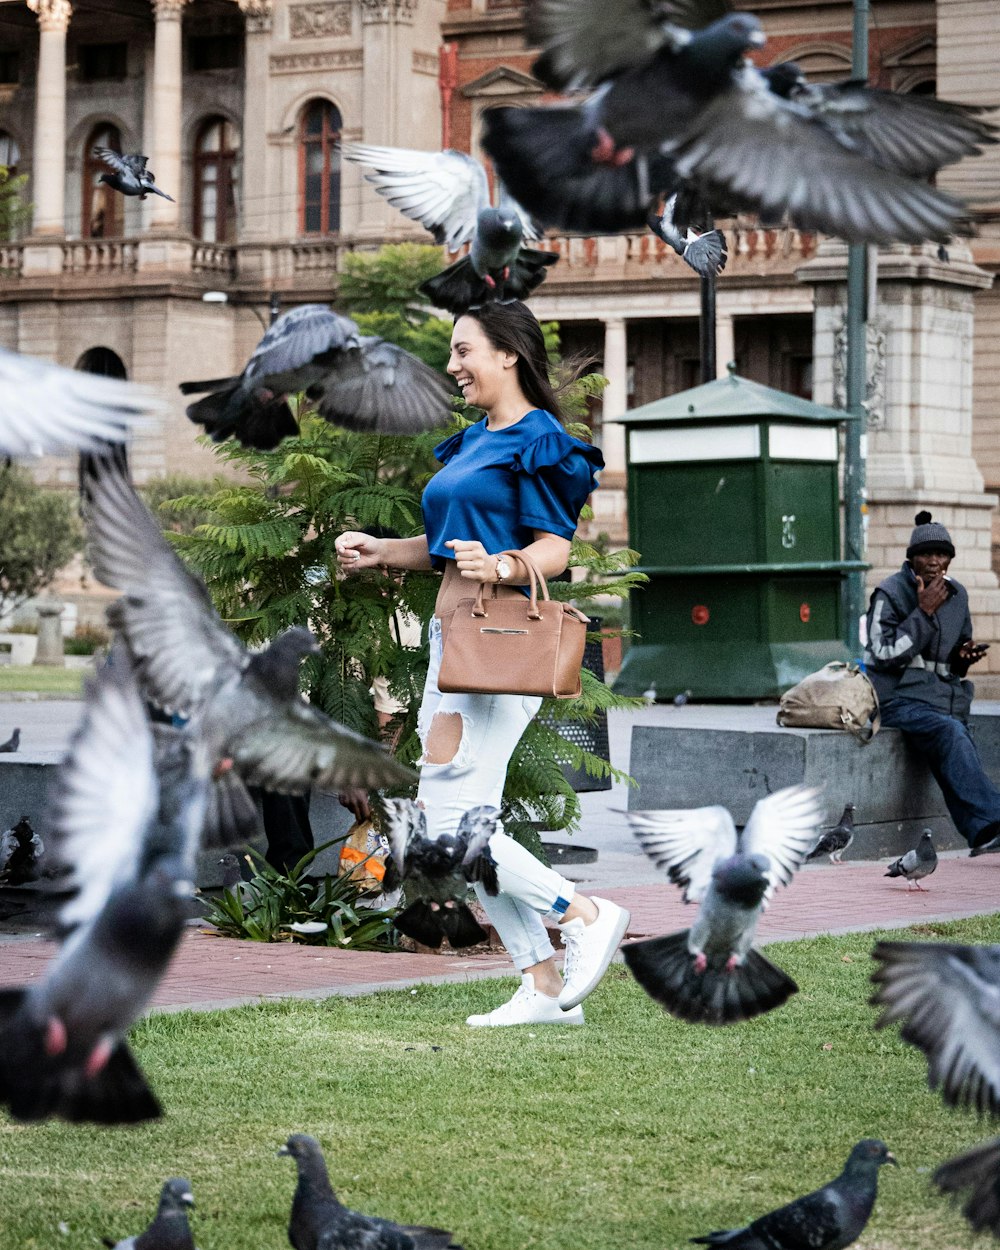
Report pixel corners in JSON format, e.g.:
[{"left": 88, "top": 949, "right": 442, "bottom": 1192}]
[{"left": 1, "top": 0, "right": 1000, "bottom": 1245}]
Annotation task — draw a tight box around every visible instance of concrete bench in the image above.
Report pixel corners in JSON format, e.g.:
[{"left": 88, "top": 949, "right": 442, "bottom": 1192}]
[
  {"left": 0, "top": 634, "right": 37, "bottom": 665},
  {"left": 627, "top": 703, "right": 1000, "bottom": 859}
]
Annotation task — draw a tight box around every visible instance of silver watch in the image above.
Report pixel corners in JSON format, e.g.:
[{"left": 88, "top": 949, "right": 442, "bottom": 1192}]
[{"left": 495, "top": 556, "right": 512, "bottom": 581}]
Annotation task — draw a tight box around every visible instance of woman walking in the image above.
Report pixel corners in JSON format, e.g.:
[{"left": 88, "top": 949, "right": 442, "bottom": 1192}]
[{"left": 335, "top": 300, "right": 629, "bottom": 1026}]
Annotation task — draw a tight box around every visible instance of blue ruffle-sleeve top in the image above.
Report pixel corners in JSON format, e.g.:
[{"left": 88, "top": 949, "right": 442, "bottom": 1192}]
[{"left": 421, "top": 409, "right": 604, "bottom": 570}]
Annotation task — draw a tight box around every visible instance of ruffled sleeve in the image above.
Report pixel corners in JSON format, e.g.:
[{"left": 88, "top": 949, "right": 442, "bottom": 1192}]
[
  {"left": 432, "top": 428, "right": 466, "bottom": 465},
  {"left": 511, "top": 431, "right": 604, "bottom": 540}
]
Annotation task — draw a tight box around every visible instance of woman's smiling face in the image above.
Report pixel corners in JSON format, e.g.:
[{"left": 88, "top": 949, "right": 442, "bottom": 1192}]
[{"left": 447, "top": 315, "right": 514, "bottom": 412}]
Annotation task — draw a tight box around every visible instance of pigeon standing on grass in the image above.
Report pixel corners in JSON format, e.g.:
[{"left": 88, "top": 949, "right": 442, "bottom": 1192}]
[
  {"left": 625, "top": 785, "right": 825, "bottom": 1024},
  {"left": 101, "top": 1177, "right": 197, "bottom": 1250},
  {"left": 807, "top": 804, "right": 856, "bottom": 865},
  {"left": 92, "top": 148, "right": 175, "bottom": 201},
  {"left": 180, "top": 304, "right": 453, "bottom": 450},
  {"left": 691, "top": 1139, "right": 897, "bottom": 1249},
  {"left": 884, "top": 829, "right": 937, "bottom": 889},
  {"left": 0, "top": 727, "right": 20, "bottom": 753},
  {"left": 934, "top": 1136, "right": 1000, "bottom": 1240},
  {"left": 870, "top": 939, "right": 1000, "bottom": 1115},
  {"left": 278, "top": 1133, "right": 464, "bottom": 1250},
  {"left": 382, "top": 800, "right": 499, "bottom": 949}
]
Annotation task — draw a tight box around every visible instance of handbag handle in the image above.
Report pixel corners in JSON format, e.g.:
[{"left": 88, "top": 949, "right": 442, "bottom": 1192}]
[{"left": 472, "top": 549, "right": 549, "bottom": 620}]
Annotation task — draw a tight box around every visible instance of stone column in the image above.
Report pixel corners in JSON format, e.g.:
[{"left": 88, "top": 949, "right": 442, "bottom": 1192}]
[
  {"left": 594, "top": 316, "right": 628, "bottom": 543},
  {"left": 33, "top": 601, "right": 65, "bottom": 667},
  {"left": 237, "top": 1, "right": 273, "bottom": 245},
  {"left": 715, "top": 310, "right": 735, "bottom": 378},
  {"left": 357, "top": 0, "right": 417, "bottom": 233},
  {"left": 150, "top": 0, "right": 186, "bottom": 230},
  {"left": 27, "top": 0, "right": 71, "bottom": 236}
]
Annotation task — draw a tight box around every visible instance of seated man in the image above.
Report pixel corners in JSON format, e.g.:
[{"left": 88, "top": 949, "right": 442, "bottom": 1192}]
[{"left": 864, "top": 511, "right": 999, "bottom": 855}]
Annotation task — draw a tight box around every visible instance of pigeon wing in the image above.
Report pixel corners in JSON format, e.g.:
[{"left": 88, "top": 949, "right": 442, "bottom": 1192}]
[
  {"left": 381, "top": 798, "right": 427, "bottom": 882},
  {"left": 227, "top": 701, "right": 417, "bottom": 795},
  {"left": 92, "top": 147, "right": 132, "bottom": 176},
  {"left": 122, "top": 153, "right": 150, "bottom": 177},
  {"left": 48, "top": 657, "right": 159, "bottom": 932},
  {"left": 749, "top": 1189, "right": 843, "bottom": 1248},
  {"left": 934, "top": 1136, "right": 1000, "bottom": 1239},
  {"left": 242, "top": 305, "right": 361, "bottom": 389},
  {"left": 84, "top": 463, "right": 248, "bottom": 716},
  {"left": 627, "top": 805, "right": 738, "bottom": 902},
  {"left": 314, "top": 338, "right": 454, "bottom": 435},
  {"left": 739, "top": 784, "right": 825, "bottom": 904},
  {"left": 343, "top": 144, "right": 489, "bottom": 252},
  {"left": 458, "top": 805, "right": 500, "bottom": 894},
  {"left": 871, "top": 940, "right": 1000, "bottom": 1115},
  {"left": 0, "top": 348, "right": 158, "bottom": 457},
  {"left": 671, "top": 68, "right": 974, "bottom": 244}
]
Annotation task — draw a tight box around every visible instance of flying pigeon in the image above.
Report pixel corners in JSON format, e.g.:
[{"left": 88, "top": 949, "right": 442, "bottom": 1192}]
[
  {"left": 691, "top": 1138, "right": 897, "bottom": 1249},
  {"left": 101, "top": 1177, "right": 196, "bottom": 1250},
  {"left": 0, "top": 348, "right": 159, "bottom": 458},
  {"left": 0, "top": 654, "right": 206, "bottom": 1123},
  {"left": 382, "top": 800, "right": 499, "bottom": 949},
  {"left": 0, "top": 727, "right": 20, "bottom": 753},
  {"left": 82, "top": 462, "right": 416, "bottom": 825},
  {"left": 870, "top": 939, "right": 1000, "bottom": 1116},
  {"left": 0, "top": 816, "right": 45, "bottom": 885},
  {"left": 884, "top": 829, "right": 937, "bottom": 889},
  {"left": 278, "top": 1133, "right": 464, "bottom": 1250},
  {"left": 343, "top": 144, "right": 557, "bottom": 314},
  {"left": 647, "top": 194, "right": 728, "bottom": 278},
  {"left": 180, "top": 304, "right": 454, "bottom": 449},
  {"left": 807, "top": 803, "right": 856, "bottom": 865},
  {"left": 93, "top": 148, "right": 175, "bottom": 201},
  {"left": 934, "top": 1136, "right": 1000, "bottom": 1240},
  {"left": 625, "top": 785, "right": 825, "bottom": 1024}
]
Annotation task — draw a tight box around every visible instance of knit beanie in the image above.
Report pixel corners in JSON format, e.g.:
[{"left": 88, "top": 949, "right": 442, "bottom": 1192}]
[{"left": 907, "top": 510, "right": 955, "bottom": 559}]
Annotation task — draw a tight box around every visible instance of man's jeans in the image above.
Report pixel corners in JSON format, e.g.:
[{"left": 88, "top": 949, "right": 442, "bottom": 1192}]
[{"left": 880, "top": 697, "right": 1000, "bottom": 845}]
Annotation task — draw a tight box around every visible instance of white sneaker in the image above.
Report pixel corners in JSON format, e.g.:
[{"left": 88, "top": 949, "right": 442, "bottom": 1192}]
[
  {"left": 558, "top": 897, "right": 631, "bottom": 1010},
  {"left": 466, "top": 974, "right": 585, "bottom": 1027}
]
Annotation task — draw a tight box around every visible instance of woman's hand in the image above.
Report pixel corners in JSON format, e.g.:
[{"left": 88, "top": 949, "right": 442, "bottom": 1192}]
[
  {"left": 335, "top": 531, "right": 387, "bottom": 574},
  {"left": 446, "top": 539, "right": 497, "bottom": 582}
]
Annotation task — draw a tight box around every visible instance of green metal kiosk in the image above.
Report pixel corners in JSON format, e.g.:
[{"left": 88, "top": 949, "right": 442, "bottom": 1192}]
[{"left": 614, "top": 367, "right": 863, "bottom": 699}]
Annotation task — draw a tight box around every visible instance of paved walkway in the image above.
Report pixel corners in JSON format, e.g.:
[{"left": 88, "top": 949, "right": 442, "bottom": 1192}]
[{"left": 1, "top": 853, "right": 995, "bottom": 1014}]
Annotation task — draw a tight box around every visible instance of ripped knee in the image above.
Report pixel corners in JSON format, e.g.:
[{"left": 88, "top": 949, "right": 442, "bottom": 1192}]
[{"left": 419, "top": 710, "right": 472, "bottom": 767}]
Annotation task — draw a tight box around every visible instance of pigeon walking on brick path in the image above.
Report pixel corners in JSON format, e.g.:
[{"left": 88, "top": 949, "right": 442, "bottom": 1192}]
[
  {"left": 101, "top": 1177, "right": 197, "bottom": 1250},
  {"left": 93, "top": 148, "right": 175, "bottom": 201},
  {"left": 625, "top": 785, "right": 825, "bottom": 1024},
  {"left": 180, "top": 303, "right": 454, "bottom": 450},
  {"left": 691, "top": 1139, "right": 897, "bottom": 1249},
  {"left": 870, "top": 939, "right": 1000, "bottom": 1115},
  {"left": 0, "top": 727, "right": 20, "bottom": 753},
  {"left": 343, "top": 144, "right": 557, "bottom": 314},
  {"left": 934, "top": 1136, "right": 1000, "bottom": 1240},
  {"left": 884, "top": 828, "right": 937, "bottom": 889},
  {"left": 278, "top": 1133, "right": 464, "bottom": 1250},
  {"left": 0, "top": 348, "right": 158, "bottom": 458},
  {"left": 382, "top": 800, "right": 499, "bottom": 949},
  {"left": 807, "top": 804, "right": 856, "bottom": 865}
]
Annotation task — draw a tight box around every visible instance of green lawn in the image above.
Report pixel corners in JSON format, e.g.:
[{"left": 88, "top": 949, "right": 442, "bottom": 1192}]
[
  {"left": 2, "top": 916, "right": 998, "bottom": 1249},
  {"left": 0, "top": 666, "right": 84, "bottom": 696}
]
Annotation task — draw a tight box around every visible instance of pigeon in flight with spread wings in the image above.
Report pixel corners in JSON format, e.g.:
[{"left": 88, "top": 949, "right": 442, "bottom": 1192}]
[
  {"left": 181, "top": 303, "right": 454, "bottom": 450},
  {"left": 0, "top": 348, "right": 158, "bottom": 458},
  {"left": 625, "top": 785, "right": 825, "bottom": 1024},
  {"left": 93, "top": 148, "right": 175, "bottom": 201},
  {"left": 82, "top": 461, "right": 416, "bottom": 830},
  {"left": 343, "top": 144, "right": 557, "bottom": 314},
  {"left": 934, "top": 1136, "right": 1000, "bottom": 1241}
]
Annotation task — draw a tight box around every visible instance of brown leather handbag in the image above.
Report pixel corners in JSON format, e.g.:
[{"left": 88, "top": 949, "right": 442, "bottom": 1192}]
[{"left": 437, "top": 549, "right": 590, "bottom": 699}]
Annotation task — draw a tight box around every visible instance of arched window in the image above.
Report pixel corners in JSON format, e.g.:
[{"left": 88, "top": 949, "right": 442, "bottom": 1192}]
[
  {"left": 299, "top": 100, "right": 342, "bottom": 235},
  {"left": 75, "top": 347, "right": 130, "bottom": 484},
  {"left": 83, "top": 123, "right": 123, "bottom": 238},
  {"left": 194, "top": 116, "right": 239, "bottom": 243},
  {"left": 0, "top": 130, "right": 19, "bottom": 173}
]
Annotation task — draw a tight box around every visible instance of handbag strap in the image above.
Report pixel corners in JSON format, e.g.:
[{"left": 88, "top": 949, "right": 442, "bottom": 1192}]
[{"left": 472, "top": 548, "right": 548, "bottom": 620}]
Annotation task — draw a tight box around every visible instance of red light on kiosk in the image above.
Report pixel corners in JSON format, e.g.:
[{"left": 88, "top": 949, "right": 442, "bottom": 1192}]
[
  {"left": 799, "top": 603, "right": 811, "bottom": 623},
  {"left": 692, "top": 605, "right": 710, "bottom": 626}
]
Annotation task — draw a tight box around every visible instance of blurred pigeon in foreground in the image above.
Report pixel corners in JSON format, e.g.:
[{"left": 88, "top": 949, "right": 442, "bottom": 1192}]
[
  {"left": 625, "top": 785, "right": 825, "bottom": 1024},
  {"left": 884, "top": 829, "right": 937, "bottom": 889},
  {"left": 0, "top": 816, "right": 45, "bottom": 885},
  {"left": 870, "top": 939, "right": 1000, "bottom": 1115},
  {"left": 0, "top": 727, "right": 19, "bottom": 753},
  {"left": 934, "top": 1136, "right": 1000, "bottom": 1240},
  {"left": 101, "top": 1177, "right": 196, "bottom": 1249},
  {"left": 279, "top": 1133, "right": 463, "bottom": 1250},
  {"left": 93, "top": 148, "right": 174, "bottom": 201},
  {"left": 343, "top": 144, "right": 556, "bottom": 314},
  {"left": 807, "top": 803, "right": 856, "bottom": 865},
  {"left": 83, "top": 463, "right": 415, "bottom": 834},
  {"left": 691, "top": 1139, "right": 897, "bottom": 1249},
  {"left": 647, "top": 195, "right": 727, "bottom": 278},
  {"left": 382, "top": 800, "right": 499, "bottom": 949},
  {"left": 181, "top": 304, "right": 453, "bottom": 450},
  {"left": 0, "top": 348, "right": 158, "bottom": 458},
  {"left": 0, "top": 655, "right": 205, "bottom": 1123}
]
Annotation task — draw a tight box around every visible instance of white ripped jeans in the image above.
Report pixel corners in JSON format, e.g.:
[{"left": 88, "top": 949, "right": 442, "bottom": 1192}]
[{"left": 416, "top": 615, "right": 577, "bottom": 970}]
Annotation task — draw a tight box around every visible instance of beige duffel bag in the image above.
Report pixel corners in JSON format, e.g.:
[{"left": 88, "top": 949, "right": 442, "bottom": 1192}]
[{"left": 776, "top": 661, "right": 880, "bottom": 742}]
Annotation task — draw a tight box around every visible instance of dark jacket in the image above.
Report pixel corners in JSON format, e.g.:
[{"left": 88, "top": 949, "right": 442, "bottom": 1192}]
[{"left": 863, "top": 562, "right": 974, "bottom": 720}]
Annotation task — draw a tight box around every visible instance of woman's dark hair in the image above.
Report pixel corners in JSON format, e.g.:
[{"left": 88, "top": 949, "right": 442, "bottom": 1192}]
[{"left": 461, "top": 300, "right": 567, "bottom": 421}]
